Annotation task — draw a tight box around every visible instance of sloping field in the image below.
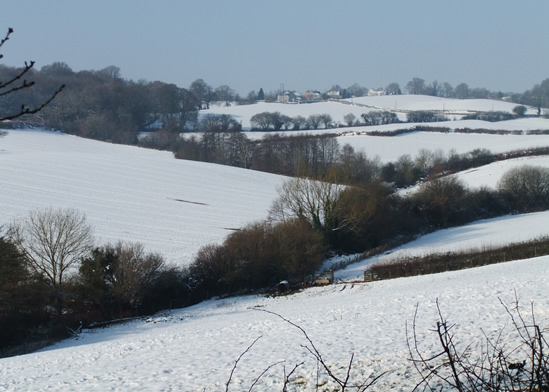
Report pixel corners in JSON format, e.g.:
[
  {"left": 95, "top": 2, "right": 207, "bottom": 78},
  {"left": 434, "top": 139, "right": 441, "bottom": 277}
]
[
  {"left": 344, "top": 95, "right": 538, "bottom": 113},
  {"left": 2, "top": 121, "right": 549, "bottom": 391},
  {"left": 1, "top": 250, "right": 547, "bottom": 391},
  {"left": 201, "top": 94, "right": 542, "bottom": 129},
  {"left": 0, "top": 128, "right": 286, "bottom": 266},
  {"left": 335, "top": 210, "right": 549, "bottom": 281}
]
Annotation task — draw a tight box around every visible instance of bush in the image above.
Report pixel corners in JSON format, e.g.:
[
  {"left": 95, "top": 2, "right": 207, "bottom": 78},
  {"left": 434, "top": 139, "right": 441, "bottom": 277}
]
[
  {"left": 78, "top": 241, "right": 168, "bottom": 320},
  {"left": 462, "top": 111, "right": 514, "bottom": 122},
  {"left": 407, "top": 111, "right": 449, "bottom": 123},
  {"left": 0, "top": 236, "right": 50, "bottom": 355},
  {"left": 411, "top": 176, "right": 469, "bottom": 228},
  {"left": 498, "top": 165, "right": 549, "bottom": 212},
  {"left": 188, "top": 219, "right": 326, "bottom": 297}
]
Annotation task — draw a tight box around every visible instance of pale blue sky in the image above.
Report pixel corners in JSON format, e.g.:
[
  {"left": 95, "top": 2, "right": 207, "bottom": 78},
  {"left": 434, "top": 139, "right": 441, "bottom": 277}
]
[{"left": 1, "top": 0, "right": 548, "bottom": 95}]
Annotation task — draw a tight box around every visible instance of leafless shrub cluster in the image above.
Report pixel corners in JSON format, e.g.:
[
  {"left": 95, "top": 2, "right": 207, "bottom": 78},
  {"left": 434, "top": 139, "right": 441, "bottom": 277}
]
[
  {"left": 223, "top": 309, "right": 385, "bottom": 391},
  {"left": 408, "top": 297, "right": 548, "bottom": 391}
]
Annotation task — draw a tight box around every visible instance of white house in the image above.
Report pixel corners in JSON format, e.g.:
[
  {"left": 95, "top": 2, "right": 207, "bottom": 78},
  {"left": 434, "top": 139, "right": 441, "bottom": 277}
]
[{"left": 368, "top": 88, "right": 386, "bottom": 96}]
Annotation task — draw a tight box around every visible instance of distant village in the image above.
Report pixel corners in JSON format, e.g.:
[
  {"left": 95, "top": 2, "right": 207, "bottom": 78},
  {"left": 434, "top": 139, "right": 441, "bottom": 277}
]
[{"left": 276, "top": 88, "right": 387, "bottom": 103}]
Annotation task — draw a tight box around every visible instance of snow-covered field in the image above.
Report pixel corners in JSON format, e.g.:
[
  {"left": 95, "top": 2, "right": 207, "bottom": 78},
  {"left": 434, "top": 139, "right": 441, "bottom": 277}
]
[
  {"left": 202, "top": 95, "right": 543, "bottom": 130},
  {"left": 343, "top": 95, "right": 539, "bottom": 114},
  {"left": 336, "top": 130, "right": 549, "bottom": 163},
  {"left": 245, "top": 124, "right": 549, "bottom": 165},
  {"left": 335, "top": 210, "right": 549, "bottom": 281},
  {"left": 455, "top": 155, "right": 549, "bottom": 189},
  {"left": 0, "top": 128, "right": 286, "bottom": 266},
  {"left": 2, "top": 113, "right": 549, "bottom": 391},
  {"left": 1, "top": 251, "right": 547, "bottom": 391}
]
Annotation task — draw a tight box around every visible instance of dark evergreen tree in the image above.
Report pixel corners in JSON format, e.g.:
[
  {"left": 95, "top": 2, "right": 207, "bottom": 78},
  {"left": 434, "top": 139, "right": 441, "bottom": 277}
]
[{"left": 257, "top": 87, "right": 265, "bottom": 101}]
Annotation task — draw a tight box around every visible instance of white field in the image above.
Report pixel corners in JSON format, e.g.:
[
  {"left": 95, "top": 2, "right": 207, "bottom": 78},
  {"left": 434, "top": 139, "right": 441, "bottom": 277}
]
[
  {"left": 336, "top": 130, "right": 549, "bottom": 163},
  {"left": 202, "top": 94, "right": 544, "bottom": 130},
  {"left": 0, "top": 128, "right": 286, "bottom": 266},
  {"left": 0, "top": 251, "right": 547, "bottom": 391},
  {"left": 1, "top": 116, "right": 549, "bottom": 391},
  {"left": 334, "top": 210, "right": 549, "bottom": 281}
]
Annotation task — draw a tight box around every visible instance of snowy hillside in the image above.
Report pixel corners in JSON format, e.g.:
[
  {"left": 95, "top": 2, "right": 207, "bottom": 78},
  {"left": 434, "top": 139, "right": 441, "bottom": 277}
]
[
  {"left": 0, "top": 128, "right": 286, "bottom": 266},
  {"left": 335, "top": 130, "right": 549, "bottom": 163},
  {"left": 1, "top": 247, "right": 547, "bottom": 391},
  {"left": 201, "top": 95, "right": 542, "bottom": 129},
  {"left": 2, "top": 116, "right": 549, "bottom": 390},
  {"left": 335, "top": 210, "right": 549, "bottom": 281},
  {"left": 455, "top": 155, "right": 549, "bottom": 189},
  {"left": 343, "top": 95, "right": 537, "bottom": 114},
  {"left": 2, "top": 128, "right": 549, "bottom": 267}
]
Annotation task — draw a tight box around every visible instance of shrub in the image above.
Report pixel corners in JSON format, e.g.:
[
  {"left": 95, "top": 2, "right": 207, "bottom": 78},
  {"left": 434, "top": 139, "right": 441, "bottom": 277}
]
[
  {"left": 407, "top": 110, "right": 449, "bottom": 123},
  {"left": 411, "top": 176, "right": 469, "bottom": 228},
  {"left": 78, "top": 241, "right": 167, "bottom": 320},
  {"left": 188, "top": 219, "right": 327, "bottom": 297},
  {"left": 498, "top": 165, "right": 549, "bottom": 212},
  {"left": 462, "top": 111, "right": 514, "bottom": 122}
]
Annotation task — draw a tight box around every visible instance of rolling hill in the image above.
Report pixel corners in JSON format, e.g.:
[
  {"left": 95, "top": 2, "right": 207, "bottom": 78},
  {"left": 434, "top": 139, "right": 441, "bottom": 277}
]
[{"left": 1, "top": 96, "right": 549, "bottom": 390}]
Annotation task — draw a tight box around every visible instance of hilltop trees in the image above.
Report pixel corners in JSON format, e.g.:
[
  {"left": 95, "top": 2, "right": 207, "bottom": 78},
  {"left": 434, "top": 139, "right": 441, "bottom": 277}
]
[
  {"left": 189, "top": 78, "right": 213, "bottom": 109},
  {"left": 406, "top": 77, "right": 426, "bottom": 95},
  {"left": 385, "top": 82, "right": 401, "bottom": 95},
  {"left": 519, "top": 78, "right": 549, "bottom": 115}
]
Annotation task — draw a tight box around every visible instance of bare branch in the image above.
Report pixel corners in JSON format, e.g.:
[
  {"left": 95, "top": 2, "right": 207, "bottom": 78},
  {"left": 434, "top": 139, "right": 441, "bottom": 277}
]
[
  {"left": 0, "top": 27, "right": 14, "bottom": 53},
  {"left": 225, "top": 335, "right": 262, "bottom": 392},
  {"left": 252, "top": 307, "right": 384, "bottom": 391},
  {"left": 0, "top": 84, "right": 65, "bottom": 122},
  {"left": 247, "top": 359, "right": 284, "bottom": 392},
  {"left": 0, "top": 28, "right": 65, "bottom": 122}
]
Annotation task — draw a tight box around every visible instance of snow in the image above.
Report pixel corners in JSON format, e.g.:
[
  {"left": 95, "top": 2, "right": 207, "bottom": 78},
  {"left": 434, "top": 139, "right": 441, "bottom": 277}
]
[
  {"left": 397, "top": 155, "right": 549, "bottom": 196},
  {"left": 1, "top": 121, "right": 549, "bottom": 391},
  {"left": 336, "top": 131, "right": 549, "bottom": 163},
  {"left": 334, "top": 210, "right": 549, "bottom": 281},
  {"left": 1, "top": 253, "right": 547, "bottom": 391},
  {"left": 0, "top": 128, "right": 287, "bottom": 266},
  {"left": 455, "top": 155, "right": 549, "bottom": 189},
  {"left": 201, "top": 95, "right": 543, "bottom": 130},
  {"left": 201, "top": 100, "right": 372, "bottom": 129},
  {"left": 343, "top": 95, "right": 538, "bottom": 114}
]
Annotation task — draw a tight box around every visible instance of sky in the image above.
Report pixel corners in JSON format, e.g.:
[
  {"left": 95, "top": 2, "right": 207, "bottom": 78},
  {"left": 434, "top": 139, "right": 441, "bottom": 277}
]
[{"left": 1, "top": 0, "right": 548, "bottom": 96}]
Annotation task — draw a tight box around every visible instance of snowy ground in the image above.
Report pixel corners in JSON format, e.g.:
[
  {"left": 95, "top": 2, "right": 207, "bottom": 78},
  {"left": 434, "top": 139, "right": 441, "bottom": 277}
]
[
  {"left": 1, "top": 252, "right": 547, "bottom": 391},
  {"left": 2, "top": 121, "right": 549, "bottom": 391},
  {"left": 335, "top": 130, "right": 549, "bottom": 163},
  {"left": 397, "top": 154, "right": 549, "bottom": 197},
  {"left": 333, "top": 210, "right": 549, "bottom": 281},
  {"left": 455, "top": 155, "right": 549, "bottom": 189},
  {"left": 201, "top": 95, "right": 542, "bottom": 129},
  {"left": 0, "top": 128, "right": 286, "bottom": 266}
]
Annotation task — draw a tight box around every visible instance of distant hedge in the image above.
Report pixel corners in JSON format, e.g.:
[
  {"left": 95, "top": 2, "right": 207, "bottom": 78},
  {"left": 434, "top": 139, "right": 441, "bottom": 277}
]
[{"left": 365, "top": 236, "right": 549, "bottom": 281}]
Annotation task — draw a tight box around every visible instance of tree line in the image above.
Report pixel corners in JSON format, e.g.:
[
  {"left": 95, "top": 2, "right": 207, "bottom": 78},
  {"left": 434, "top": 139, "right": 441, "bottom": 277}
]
[{"left": 2, "top": 57, "right": 548, "bottom": 145}]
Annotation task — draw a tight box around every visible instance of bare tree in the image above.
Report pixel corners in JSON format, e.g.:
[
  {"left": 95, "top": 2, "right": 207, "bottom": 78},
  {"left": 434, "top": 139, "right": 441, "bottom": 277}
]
[
  {"left": 318, "top": 113, "right": 333, "bottom": 129},
  {"left": 0, "top": 28, "right": 64, "bottom": 122},
  {"left": 406, "top": 77, "right": 426, "bottom": 95},
  {"left": 269, "top": 172, "right": 345, "bottom": 234},
  {"left": 9, "top": 208, "right": 94, "bottom": 295},
  {"left": 107, "top": 241, "right": 165, "bottom": 310},
  {"left": 498, "top": 165, "right": 549, "bottom": 212},
  {"left": 307, "top": 114, "right": 323, "bottom": 129},
  {"left": 343, "top": 113, "right": 357, "bottom": 127}
]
